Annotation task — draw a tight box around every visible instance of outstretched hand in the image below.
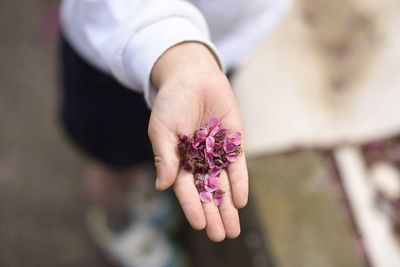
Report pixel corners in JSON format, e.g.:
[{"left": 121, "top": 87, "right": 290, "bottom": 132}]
[{"left": 149, "top": 42, "right": 248, "bottom": 242}]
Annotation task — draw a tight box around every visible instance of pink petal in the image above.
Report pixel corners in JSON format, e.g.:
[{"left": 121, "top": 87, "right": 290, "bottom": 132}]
[
  {"left": 226, "top": 152, "right": 240, "bottom": 162},
  {"left": 179, "top": 134, "right": 189, "bottom": 142},
  {"left": 193, "top": 138, "right": 205, "bottom": 148},
  {"left": 209, "top": 166, "right": 222, "bottom": 176},
  {"left": 224, "top": 142, "right": 236, "bottom": 153},
  {"left": 214, "top": 197, "right": 223, "bottom": 206},
  {"left": 208, "top": 117, "right": 219, "bottom": 129},
  {"left": 214, "top": 142, "right": 222, "bottom": 150},
  {"left": 199, "top": 191, "right": 212, "bottom": 203},
  {"left": 205, "top": 155, "right": 214, "bottom": 167},
  {"left": 208, "top": 118, "right": 222, "bottom": 137},
  {"left": 220, "top": 162, "right": 229, "bottom": 169},
  {"left": 209, "top": 126, "right": 220, "bottom": 137},
  {"left": 227, "top": 132, "right": 242, "bottom": 146},
  {"left": 189, "top": 148, "right": 200, "bottom": 158},
  {"left": 204, "top": 185, "right": 217, "bottom": 193},
  {"left": 195, "top": 179, "right": 205, "bottom": 192},
  {"left": 192, "top": 130, "right": 208, "bottom": 148},
  {"left": 204, "top": 147, "right": 212, "bottom": 158},
  {"left": 213, "top": 190, "right": 224, "bottom": 206},
  {"left": 206, "top": 153, "right": 215, "bottom": 168},
  {"left": 197, "top": 129, "right": 208, "bottom": 139},
  {"left": 206, "top": 136, "right": 215, "bottom": 153},
  {"left": 204, "top": 174, "right": 219, "bottom": 192},
  {"left": 192, "top": 139, "right": 201, "bottom": 148}
]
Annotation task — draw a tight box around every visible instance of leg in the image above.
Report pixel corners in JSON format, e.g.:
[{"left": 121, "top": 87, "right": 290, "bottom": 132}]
[{"left": 59, "top": 37, "right": 153, "bottom": 228}]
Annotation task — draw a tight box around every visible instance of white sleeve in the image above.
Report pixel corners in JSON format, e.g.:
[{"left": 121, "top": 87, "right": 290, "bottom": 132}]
[{"left": 60, "top": 0, "right": 222, "bottom": 107}]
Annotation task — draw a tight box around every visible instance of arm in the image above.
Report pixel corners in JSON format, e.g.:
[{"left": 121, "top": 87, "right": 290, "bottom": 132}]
[{"left": 60, "top": 0, "right": 221, "bottom": 106}]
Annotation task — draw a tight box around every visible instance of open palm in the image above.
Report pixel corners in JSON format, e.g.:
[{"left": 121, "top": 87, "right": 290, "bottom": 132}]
[{"left": 149, "top": 69, "right": 248, "bottom": 242}]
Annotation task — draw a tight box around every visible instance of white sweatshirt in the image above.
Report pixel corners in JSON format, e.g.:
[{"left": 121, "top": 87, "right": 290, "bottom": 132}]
[{"left": 60, "top": 0, "right": 291, "bottom": 106}]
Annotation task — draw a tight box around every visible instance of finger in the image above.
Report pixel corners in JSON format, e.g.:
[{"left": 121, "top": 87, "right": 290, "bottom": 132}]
[
  {"left": 148, "top": 120, "right": 180, "bottom": 191},
  {"left": 221, "top": 114, "right": 249, "bottom": 208},
  {"left": 227, "top": 150, "right": 249, "bottom": 209},
  {"left": 173, "top": 168, "right": 206, "bottom": 230},
  {"left": 203, "top": 199, "right": 226, "bottom": 242},
  {"left": 218, "top": 171, "right": 240, "bottom": 239}
]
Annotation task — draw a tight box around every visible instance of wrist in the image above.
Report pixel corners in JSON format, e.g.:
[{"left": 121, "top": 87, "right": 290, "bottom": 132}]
[{"left": 151, "top": 42, "right": 221, "bottom": 88}]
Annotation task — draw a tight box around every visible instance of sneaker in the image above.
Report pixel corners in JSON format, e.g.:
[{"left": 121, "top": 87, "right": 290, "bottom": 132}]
[
  {"left": 126, "top": 168, "right": 181, "bottom": 234},
  {"left": 87, "top": 207, "right": 188, "bottom": 267}
]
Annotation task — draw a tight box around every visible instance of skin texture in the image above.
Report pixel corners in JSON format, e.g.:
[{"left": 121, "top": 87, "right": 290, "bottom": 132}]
[{"left": 149, "top": 42, "right": 249, "bottom": 242}]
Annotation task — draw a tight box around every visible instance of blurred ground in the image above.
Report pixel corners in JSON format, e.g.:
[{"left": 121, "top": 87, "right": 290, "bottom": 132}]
[
  {"left": 0, "top": 1, "right": 110, "bottom": 266},
  {"left": 236, "top": 0, "right": 400, "bottom": 154},
  {"left": 234, "top": 0, "right": 400, "bottom": 265}
]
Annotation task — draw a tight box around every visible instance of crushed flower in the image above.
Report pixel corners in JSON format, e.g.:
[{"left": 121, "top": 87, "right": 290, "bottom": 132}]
[{"left": 178, "top": 117, "right": 242, "bottom": 206}]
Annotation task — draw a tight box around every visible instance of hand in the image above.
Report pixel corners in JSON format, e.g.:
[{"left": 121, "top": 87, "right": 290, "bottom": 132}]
[{"left": 148, "top": 42, "right": 248, "bottom": 242}]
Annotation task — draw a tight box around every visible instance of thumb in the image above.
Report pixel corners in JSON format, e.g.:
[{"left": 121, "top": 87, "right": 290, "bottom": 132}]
[{"left": 149, "top": 131, "right": 180, "bottom": 191}]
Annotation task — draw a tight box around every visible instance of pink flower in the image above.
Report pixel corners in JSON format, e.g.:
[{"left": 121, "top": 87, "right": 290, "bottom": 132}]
[
  {"left": 189, "top": 148, "right": 200, "bottom": 158},
  {"left": 179, "top": 134, "right": 189, "bottom": 142},
  {"left": 224, "top": 144, "right": 241, "bottom": 162},
  {"left": 194, "top": 173, "right": 205, "bottom": 192},
  {"left": 209, "top": 166, "right": 222, "bottom": 177},
  {"left": 208, "top": 117, "right": 221, "bottom": 137},
  {"left": 224, "top": 142, "right": 236, "bottom": 154},
  {"left": 213, "top": 189, "right": 225, "bottom": 206},
  {"left": 204, "top": 174, "right": 219, "bottom": 192},
  {"left": 206, "top": 136, "right": 215, "bottom": 154},
  {"left": 213, "top": 142, "right": 223, "bottom": 155},
  {"left": 208, "top": 117, "right": 219, "bottom": 129},
  {"left": 200, "top": 191, "right": 213, "bottom": 203},
  {"left": 226, "top": 132, "right": 242, "bottom": 146},
  {"left": 193, "top": 129, "right": 208, "bottom": 148},
  {"left": 178, "top": 117, "right": 242, "bottom": 206},
  {"left": 198, "top": 129, "right": 209, "bottom": 139},
  {"left": 195, "top": 180, "right": 205, "bottom": 192},
  {"left": 223, "top": 132, "right": 242, "bottom": 162},
  {"left": 226, "top": 152, "right": 240, "bottom": 162},
  {"left": 205, "top": 148, "right": 215, "bottom": 168}
]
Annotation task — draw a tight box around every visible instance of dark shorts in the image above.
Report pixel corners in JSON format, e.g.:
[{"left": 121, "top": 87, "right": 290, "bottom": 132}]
[{"left": 59, "top": 38, "right": 153, "bottom": 169}]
